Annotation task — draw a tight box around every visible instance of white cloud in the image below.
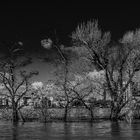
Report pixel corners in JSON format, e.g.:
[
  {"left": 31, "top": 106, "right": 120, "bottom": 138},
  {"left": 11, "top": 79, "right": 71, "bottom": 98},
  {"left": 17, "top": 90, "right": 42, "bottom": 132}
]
[{"left": 32, "top": 81, "right": 44, "bottom": 89}]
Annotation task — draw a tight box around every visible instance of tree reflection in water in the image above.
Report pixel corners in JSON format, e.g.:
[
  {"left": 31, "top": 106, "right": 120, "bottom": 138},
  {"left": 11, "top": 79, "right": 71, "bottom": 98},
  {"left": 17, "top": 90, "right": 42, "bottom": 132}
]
[
  {"left": 110, "top": 122, "right": 121, "bottom": 137},
  {"left": 12, "top": 123, "right": 18, "bottom": 140},
  {"left": 0, "top": 120, "right": 140, "bottom": 140}
]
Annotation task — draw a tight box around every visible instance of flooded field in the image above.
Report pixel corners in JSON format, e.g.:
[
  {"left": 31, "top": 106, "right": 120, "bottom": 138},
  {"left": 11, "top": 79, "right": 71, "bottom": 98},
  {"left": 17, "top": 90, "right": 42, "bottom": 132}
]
[{"left": 0, "top": 120, "right": 140, "bottom": 140}]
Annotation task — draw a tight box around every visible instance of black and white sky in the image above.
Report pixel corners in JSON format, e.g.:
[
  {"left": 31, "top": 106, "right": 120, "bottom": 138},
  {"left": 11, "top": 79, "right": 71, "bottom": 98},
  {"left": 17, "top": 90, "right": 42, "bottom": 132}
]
[
  {"left": 0, "top": 2, "right": 139, "bottom": 83},
  {"left": 0, "top": 2, "right": 139, "bottom": 47}
]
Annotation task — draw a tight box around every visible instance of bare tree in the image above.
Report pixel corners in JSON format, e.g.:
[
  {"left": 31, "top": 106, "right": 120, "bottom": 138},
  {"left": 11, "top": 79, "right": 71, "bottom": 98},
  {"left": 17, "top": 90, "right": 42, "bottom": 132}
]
[
  {"left": 53, "top": 47, "right": 76, "bottom": 122},
  {"left": 32, "top": 81, "right": 55, "bottom": 122},
  {"left": 67, "top": 71, "right": 107, "bottom": 121},
  {"left": 41, "top": 38, "right": 79, "bottom": 121},
  {"left": 0, "top": 42, "right": 38, "bottom": 123},
  {"left": 54, "top": 78, "right": 76, "bottom": 121},
  {"left": 68, "top": 75, "right": 95, "bottom": 121},
  {"left": 72, "top": 20, "right": 140, "bottom": 121},
  {"left": 41, "top": 37, "right": 105, "bottom": 121}
]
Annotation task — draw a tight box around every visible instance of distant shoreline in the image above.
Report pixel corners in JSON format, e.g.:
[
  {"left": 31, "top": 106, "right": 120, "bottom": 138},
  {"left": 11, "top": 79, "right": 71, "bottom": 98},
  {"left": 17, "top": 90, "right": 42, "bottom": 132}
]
[{"left": 1, "top": 107, "right": 140, "bottom": 122}]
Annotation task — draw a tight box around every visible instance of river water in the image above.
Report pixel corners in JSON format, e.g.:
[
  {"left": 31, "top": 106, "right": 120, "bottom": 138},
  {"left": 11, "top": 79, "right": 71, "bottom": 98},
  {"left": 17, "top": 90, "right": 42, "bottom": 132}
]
[{"left": 0, "top": 120, "right": 140, "bottom": 140}]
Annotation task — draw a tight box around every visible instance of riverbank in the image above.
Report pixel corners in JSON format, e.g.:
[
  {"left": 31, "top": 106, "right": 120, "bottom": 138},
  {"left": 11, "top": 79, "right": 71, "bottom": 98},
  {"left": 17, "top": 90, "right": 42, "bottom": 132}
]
[
  {"left": 0, "top": 107, "right": 110, "bottom": 121},
  {"left": 0, "top": 107, "right": 140, "bottom": 122}
]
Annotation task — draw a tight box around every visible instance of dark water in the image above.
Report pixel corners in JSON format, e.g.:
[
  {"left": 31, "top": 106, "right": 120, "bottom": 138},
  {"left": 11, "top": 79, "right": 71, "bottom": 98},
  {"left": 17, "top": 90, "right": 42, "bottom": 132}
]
[{"left": 0, "top": 120, "right": 140, "bottom": 140}]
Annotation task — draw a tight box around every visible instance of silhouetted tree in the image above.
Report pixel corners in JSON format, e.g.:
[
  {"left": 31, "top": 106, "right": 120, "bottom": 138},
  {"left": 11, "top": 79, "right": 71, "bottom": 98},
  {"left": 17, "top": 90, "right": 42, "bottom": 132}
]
[
  {"left": 41, "top": 38, "right": 79, "bottom": 122},
  {"left": 31, "top": 81, "right": 54, "bottom": 122},
  {"left": 68, "top": 75, "right": 95, "bottom": 121},
  {"left": 72, "top": 20, "right": 140, "bottom": 120},
  {"left": 54, "top": 46, "right": 75, "bottom": 122},
  {"left": 0, "top": 42, "right": 38, "bottom": 123}
]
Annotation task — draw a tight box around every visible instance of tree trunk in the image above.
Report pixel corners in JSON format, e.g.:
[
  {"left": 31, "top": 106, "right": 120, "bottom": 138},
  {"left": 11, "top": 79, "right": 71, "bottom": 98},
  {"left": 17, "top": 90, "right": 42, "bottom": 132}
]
[
  {"left": 82, "top": 101, "right": 94, "bottom": 121},
  {"left": 41, "top": 100, "right": 48, "bottom": 123},
  {"left": 12, "top": 102, "right": 19, "bottom": 123},
  {"left": 12, "top": 108, "right": 19, "bottom": 123},
  {"left": 19, "top": 110, "right": 25, "bottom": 122},
  {"left": 110, "top": 110, "right": 119, "bottom": 121},
  {"left": 110, "top": 105, "right": 121, "bottom": 121},
  {"left": 90, "top": 108, "right": 94, "bottom": 121},
  {"left": 64, "top": 104, "right": 68, "bottom": 122},
  {"left": 43, "top": 107, "right": 49, "bottom": 123}
]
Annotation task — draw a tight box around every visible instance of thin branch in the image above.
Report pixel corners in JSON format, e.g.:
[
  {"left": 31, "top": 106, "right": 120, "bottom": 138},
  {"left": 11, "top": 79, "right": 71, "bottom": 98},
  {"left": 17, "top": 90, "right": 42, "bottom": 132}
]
[
  {"left": 14, "top": 77, "right": 26, "bottom": 94},
  {"left": 16, "top": 80, "right": 29, "bottom": 103}
]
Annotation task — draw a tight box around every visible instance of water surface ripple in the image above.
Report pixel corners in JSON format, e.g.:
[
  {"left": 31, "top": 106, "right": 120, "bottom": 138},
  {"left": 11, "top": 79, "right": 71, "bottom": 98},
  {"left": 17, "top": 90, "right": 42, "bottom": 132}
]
[{"left": 0, "top": 120, "right": 140, "bottom": 140}]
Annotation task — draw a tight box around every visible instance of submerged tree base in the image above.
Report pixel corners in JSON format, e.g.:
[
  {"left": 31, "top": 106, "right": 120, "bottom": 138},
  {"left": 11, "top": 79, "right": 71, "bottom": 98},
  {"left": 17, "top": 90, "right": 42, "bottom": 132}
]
[{"left": 0, "top": 107, "right": 139, "bottom": 123}]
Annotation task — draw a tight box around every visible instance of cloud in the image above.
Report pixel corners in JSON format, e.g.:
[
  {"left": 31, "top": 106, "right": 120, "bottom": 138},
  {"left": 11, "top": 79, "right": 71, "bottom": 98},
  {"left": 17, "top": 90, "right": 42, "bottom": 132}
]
[
  {"left": 18, "top": 41, "right": 23, "bottom": 46},
  {"left": 32, "top": 81, "right": 43, "bottom": 89},
  {"left": 41, "top": 38, "right": 52, "bottom": 49}
]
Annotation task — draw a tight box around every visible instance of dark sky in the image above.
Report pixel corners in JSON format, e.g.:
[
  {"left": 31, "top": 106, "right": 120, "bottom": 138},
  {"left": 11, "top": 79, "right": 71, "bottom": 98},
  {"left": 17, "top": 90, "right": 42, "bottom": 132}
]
[
  {"left": 0, "top": 2, "right": 139, "bottom": 82},
  {"left": 0, "top": 2, "right": 139, "bottom": 50}
]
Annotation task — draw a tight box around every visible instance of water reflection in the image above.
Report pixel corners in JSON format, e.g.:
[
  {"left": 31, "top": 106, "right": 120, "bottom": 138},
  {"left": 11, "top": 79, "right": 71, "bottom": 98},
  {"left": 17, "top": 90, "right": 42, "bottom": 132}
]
[
  {"left": 110, "top": 122, "right": 121, "bottom": 137},
  {"left": 12, "top": 123, "right": 18, "bottom": 140},
  {"left": 1, "top": 120, "right": 140, "bottom": 140}
]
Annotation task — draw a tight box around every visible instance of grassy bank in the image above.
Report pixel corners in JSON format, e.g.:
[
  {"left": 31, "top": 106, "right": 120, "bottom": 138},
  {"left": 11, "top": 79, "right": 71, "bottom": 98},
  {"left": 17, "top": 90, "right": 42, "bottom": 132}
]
[
  {"left": 1, "top": 106, "right": 140, "bottom": 122},
  {"left": 0, "top": 107, "right": 111, "bottom": 122}
]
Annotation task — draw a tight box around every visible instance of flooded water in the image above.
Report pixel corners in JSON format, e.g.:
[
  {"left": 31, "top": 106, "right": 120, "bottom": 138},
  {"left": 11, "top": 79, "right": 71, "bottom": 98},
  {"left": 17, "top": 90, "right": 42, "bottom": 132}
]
[{"left": 0, "top": 120, "right": 140, "bottom": 140}]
